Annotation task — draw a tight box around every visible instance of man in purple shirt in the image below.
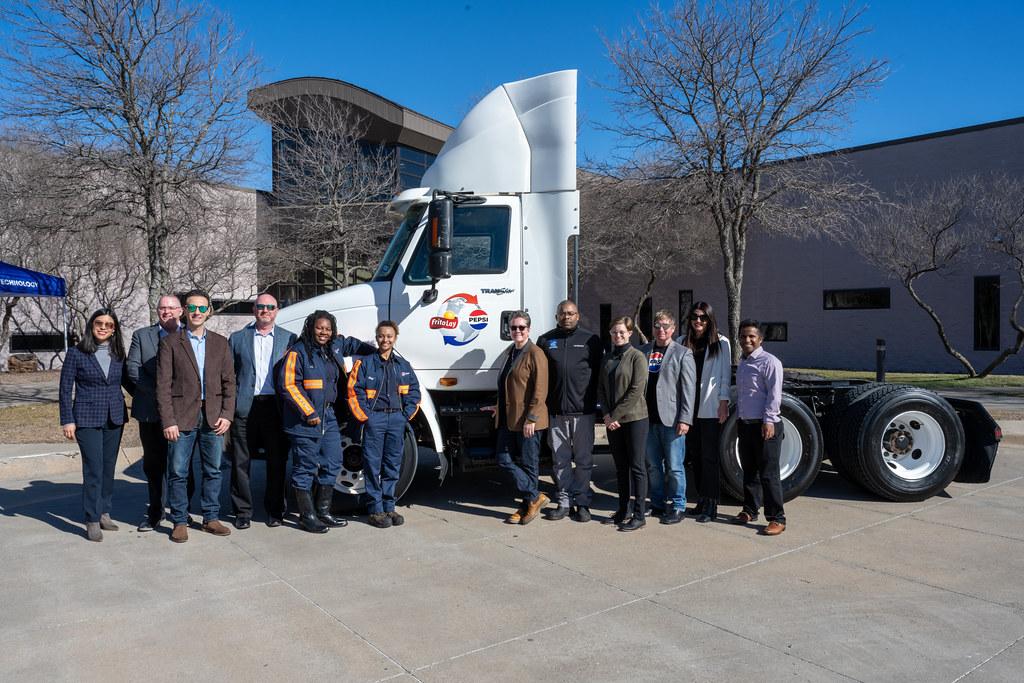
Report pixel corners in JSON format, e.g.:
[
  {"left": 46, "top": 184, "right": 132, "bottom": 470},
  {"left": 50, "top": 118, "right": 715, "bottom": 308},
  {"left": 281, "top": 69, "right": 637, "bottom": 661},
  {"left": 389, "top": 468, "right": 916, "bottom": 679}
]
[{"left": 731, "top": 319, "right": 786, "bottom": 535}]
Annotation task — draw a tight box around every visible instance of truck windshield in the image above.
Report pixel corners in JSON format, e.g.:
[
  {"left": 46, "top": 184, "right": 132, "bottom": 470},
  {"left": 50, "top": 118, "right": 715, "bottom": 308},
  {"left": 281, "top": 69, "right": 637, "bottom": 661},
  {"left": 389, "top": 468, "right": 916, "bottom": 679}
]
[{"left": 372, "top": 204, "right": 427, "bottom": 282}]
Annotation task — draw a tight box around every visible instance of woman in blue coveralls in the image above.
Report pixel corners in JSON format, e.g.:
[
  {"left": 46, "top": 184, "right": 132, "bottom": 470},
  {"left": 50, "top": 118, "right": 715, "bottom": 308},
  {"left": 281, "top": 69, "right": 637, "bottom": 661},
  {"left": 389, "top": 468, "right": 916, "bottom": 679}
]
[
  {"left": 347, "top": 320, "right": 421, "bottom": 529},
  {"left": 277, "top": 310, "right": 349, "bottom": 533}
]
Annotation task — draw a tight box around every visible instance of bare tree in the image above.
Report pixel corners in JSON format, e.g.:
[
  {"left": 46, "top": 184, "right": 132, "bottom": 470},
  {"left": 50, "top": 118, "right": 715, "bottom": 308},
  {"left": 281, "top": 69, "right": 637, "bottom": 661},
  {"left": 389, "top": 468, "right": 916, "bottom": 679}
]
[
  {"left": 602, "top": 0, "right": 886, "bottom": 359},
  {"left": 580, "top": 172, "right": 715, "bottom": 343},
  {"left": 251, "top": 94, "right": 398, "bottom": 290},
  {"left": 977, "top": 175, "right": 1024, "bottom": 377},
  {"left": 850, "top": 176, "right": 981, "bottom": 375},
  {"left": 0, "top": 0, "right": 260, "bottom": 321}
]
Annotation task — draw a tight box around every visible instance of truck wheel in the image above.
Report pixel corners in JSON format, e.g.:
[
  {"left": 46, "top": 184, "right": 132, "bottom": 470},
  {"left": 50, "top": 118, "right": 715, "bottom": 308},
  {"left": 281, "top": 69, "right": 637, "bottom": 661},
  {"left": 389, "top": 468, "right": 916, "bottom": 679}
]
[
  {"left": 333, "top": 422, "right": 419, "bottom": 511},
  {"left": 839, "top": 386, "right": 965, "bottom": 501},
  {"left": 719, "top": 393, "right": 824, "bottom": 503},
  {"left": 824, "top": 382, "right": 895, "bottom": 481}
]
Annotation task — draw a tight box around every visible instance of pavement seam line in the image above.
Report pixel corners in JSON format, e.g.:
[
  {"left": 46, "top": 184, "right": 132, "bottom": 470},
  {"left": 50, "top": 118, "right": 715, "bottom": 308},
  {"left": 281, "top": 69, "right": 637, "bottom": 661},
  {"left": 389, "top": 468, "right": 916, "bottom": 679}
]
[
  {"left": 950, "top": 632, "right": 1024, "bottom": 682},
  {"left": 908, "top": 514, "right": 1024, "bottom": 544},
  {"left": 226, "top": 537, "right": 422, "bottom": 682}
]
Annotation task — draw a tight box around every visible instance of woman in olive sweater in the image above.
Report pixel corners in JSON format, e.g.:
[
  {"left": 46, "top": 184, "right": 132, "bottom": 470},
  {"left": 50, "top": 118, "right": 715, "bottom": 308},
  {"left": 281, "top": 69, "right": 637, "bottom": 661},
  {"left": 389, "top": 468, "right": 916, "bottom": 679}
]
[{"left": 598, "top": 317, "right": 649, "bottom": 531}]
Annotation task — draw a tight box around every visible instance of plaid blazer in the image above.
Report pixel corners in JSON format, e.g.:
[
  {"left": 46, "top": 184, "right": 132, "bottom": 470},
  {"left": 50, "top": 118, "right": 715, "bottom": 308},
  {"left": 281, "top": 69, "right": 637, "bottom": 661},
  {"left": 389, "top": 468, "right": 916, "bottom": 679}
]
[{"left": 58, "top": 347, "right": 128, "bottom": 428}]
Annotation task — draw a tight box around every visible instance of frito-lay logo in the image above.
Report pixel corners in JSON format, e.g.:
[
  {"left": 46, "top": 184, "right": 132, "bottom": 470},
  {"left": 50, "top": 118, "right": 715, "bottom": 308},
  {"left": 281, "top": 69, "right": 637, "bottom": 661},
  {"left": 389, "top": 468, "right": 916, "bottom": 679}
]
[{"left": 430, "top": 293, "right": 489, "bottom": 346}]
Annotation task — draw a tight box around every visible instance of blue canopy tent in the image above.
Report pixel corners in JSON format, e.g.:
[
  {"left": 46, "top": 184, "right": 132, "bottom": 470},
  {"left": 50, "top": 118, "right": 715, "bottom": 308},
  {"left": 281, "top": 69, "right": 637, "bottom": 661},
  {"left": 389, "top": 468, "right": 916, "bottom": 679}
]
[{"left": 0, "top": 261, "right": 69, "bottom": 356}]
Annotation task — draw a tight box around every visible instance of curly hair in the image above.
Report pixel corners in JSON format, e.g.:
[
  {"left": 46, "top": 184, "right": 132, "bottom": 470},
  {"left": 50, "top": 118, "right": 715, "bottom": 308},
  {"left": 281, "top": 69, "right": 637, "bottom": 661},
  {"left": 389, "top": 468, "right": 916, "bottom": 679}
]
[{"left": 299, "top": 310, "right": 337, "bottom": 351}]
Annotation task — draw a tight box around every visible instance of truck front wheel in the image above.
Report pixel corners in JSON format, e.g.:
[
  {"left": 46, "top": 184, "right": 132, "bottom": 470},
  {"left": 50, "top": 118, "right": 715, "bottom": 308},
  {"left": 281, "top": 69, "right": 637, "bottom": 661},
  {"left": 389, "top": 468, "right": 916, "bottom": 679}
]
[
  {"left": 719, "top": 393, "right": 824, "bottom": 503},
  {"left": 332, "top": 422, "right": 419, "bottom": 511}
]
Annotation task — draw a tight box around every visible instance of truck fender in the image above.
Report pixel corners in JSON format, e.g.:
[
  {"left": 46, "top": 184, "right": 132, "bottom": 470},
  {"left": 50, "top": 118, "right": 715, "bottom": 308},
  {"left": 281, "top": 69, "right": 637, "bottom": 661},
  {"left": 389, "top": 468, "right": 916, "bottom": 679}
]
[{"left": 412, "top": 390, "right": 448, "bottom": 484}]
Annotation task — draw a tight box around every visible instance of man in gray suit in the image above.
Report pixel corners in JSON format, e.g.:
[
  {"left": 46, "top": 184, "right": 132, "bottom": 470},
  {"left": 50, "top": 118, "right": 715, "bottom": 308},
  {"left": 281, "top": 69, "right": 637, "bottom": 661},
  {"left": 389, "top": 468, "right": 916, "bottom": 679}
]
[
  {"left": 640, "top": 310, "right": 696, "bottom": 525},
  {"left": 228, "top": 293, "right": 297, "bottom": 529},
  {"left": 125, "top": 295, "right": 195, "bottom": 531}
]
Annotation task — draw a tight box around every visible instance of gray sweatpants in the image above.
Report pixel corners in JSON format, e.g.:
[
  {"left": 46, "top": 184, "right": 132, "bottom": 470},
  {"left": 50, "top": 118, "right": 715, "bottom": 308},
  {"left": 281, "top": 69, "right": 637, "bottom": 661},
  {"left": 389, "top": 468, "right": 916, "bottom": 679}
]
[{"left": 547, "top": 414, "right": 596, "bottom": 507}]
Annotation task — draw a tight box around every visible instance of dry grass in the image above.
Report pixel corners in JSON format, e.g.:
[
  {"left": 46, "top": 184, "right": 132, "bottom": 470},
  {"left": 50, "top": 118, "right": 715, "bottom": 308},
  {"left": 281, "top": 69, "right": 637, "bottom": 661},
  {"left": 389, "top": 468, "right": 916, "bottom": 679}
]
[
  {"left": 791, "top": 368, "right": 1024, "bottom": 392},
  {"left": 0, "top": 403, "right": 142, "bottom": 446}
]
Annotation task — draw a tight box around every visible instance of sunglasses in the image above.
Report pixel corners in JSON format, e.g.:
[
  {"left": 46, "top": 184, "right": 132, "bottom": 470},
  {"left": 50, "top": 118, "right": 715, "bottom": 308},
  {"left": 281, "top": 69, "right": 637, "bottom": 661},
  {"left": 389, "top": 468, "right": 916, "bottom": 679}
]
[
  {"left": 93, "top": 321, "right": 115, "bottom": 329},
  {"left": 255, "top": 304, "right": 277, "bottom": 311},
  {"left": 653, "top": 322, "right": 674, "bottom": 330},
  {"left": 690, "top": 314, "right": 709, "bottom": 323},
  {"left": 509, "top": 325, "right": 529, "bottom": 332},
  {"left": 186, "top": 304, "right": 210, "bottom": 313}
]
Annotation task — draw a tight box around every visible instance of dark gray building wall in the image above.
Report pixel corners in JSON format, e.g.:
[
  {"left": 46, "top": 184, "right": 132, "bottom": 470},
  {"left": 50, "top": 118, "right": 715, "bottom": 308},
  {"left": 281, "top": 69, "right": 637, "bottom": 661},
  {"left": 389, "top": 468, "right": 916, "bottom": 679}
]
[{"left": 580, "top": 119, "right": 1024, "bottom": 373}]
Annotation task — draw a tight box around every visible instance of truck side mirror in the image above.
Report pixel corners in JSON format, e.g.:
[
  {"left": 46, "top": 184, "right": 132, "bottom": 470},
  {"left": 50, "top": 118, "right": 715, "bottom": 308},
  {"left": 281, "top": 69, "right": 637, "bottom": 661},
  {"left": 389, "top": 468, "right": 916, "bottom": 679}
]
[{"left": 427, "top": 197, "right": 453, "bottom": 281}]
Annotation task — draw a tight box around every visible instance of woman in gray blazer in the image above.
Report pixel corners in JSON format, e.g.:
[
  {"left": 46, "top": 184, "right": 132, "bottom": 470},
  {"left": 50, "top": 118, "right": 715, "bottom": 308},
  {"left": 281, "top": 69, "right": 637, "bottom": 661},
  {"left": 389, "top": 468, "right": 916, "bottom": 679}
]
[
  {"left": 680, "top": 302, "right": 732, "bottom": 523},
  {"left": 597, "top": 317, "right": 649, "bottom": 531}
]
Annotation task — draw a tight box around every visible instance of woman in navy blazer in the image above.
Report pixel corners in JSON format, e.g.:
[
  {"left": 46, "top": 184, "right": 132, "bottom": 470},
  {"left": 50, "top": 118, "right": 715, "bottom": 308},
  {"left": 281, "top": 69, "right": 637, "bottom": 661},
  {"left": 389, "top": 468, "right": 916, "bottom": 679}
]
[{"left": 59, "top": 308, "right": 129, "bottom": 542}]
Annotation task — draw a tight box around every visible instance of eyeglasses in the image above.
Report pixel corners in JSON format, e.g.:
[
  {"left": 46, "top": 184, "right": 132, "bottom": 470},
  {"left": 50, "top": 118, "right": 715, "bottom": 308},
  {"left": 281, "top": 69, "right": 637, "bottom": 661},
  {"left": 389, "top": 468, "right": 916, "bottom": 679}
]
[
  {"left": 653, "top": 323, "right": 674, "bottom": 330},
  {"left": 186, "top": 304, "right": 210, "bottom": 313},
  {"left": 157, "top": 306, "right": 181, "bottom": 312},
  {"left": 93, "top": 321, "right": 115, "bottom": 329},
  {"left": 509, "top": 325, "right": 529, "bottom": 332},
  {"left": 690, "top": 314, "right": 709, "bottom": 323},
  {"left": 255, "top": 304, "right": 277, "bottom": 311}
]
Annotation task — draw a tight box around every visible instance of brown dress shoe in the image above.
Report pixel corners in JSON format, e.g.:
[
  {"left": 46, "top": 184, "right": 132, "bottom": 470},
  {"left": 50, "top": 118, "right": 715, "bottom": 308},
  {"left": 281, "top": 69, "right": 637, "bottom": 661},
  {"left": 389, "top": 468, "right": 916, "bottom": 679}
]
[
  {"left": 520, "top": 493, "right": 550, "bottom": 525},
  {"left": 99, "top": 514, "right": 119, "bottom": 531},
  {"left": 201, "top": 519, "right": 232, "bottom": 536},
  {"left": 731, "top": 511, "right": 758, "bottom": 525},
  {"left": 505, "top": 500, "right": 528, "bottom": 524},
  {"left": 86, "top": 522, "right": 103, "bottom": 542},
  {"left": 763, "top": 521, "right": 786, "bottom": 536},
  {"left": 170, "top": 524, "right": 189, "bottom": 543}
]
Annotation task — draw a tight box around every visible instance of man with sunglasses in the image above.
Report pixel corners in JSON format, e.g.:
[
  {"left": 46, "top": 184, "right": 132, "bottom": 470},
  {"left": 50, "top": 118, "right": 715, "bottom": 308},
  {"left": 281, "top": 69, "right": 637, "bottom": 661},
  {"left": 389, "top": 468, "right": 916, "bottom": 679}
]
[
  {"left": 227, "top": 293, "right": 297, "bottom": 529},
  {"left": 536, "top": 299, "right": 603, "bottom": 523},
  {"left": 157, "top": 289, "right": 236, "bottom": 543}
]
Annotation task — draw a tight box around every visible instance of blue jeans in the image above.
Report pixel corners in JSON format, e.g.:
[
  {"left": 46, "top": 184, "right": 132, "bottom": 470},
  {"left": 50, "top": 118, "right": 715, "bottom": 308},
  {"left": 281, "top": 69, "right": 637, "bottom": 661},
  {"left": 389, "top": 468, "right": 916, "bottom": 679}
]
[
  {"left": 496, "top": 427, "right": 541, "bottom": 503},
  {"left": 167, "top": 413, "right": 224, "bottom": 525},
  {"left": 646, "top": 422, "right": 686, "bottom": 509},
  {"left": 361, "top": 411, "right": 406, "bottom": 514},
  {"left": 289, "top": 411, "right": 342, "bottom": 492}
]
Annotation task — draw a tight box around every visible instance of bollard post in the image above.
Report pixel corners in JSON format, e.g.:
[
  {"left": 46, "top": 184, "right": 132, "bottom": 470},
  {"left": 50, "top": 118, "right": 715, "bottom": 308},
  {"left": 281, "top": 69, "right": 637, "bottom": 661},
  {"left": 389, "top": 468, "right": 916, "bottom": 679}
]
[{"left": 875, "top": 338, "right": 886, "bottom": 383}]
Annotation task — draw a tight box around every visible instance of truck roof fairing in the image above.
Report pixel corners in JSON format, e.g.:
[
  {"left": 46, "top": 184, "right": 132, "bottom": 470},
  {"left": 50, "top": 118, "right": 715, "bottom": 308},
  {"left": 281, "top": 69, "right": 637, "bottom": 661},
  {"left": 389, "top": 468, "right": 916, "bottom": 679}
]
[{"left": 419, "top": 70, "right": 577, "bottom": 195}]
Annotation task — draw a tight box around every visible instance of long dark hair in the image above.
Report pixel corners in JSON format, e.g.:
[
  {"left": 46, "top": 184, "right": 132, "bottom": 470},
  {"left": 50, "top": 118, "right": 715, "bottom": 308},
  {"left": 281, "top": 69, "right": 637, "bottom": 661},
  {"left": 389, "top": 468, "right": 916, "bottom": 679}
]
[
  {"left": 299, "top": 310, "right": 337, "bottom": 353},
  {"left": 682, "top": 301, "right": 721, "bottom": 359},
  {"left": 77, "top": 308, "right": 126, "bottom": 360}
]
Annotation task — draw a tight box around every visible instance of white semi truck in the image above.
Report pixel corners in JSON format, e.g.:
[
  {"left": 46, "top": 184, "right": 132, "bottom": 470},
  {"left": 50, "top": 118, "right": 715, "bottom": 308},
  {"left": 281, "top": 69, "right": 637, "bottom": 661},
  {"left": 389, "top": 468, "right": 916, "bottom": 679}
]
[{"left": 277, "top": 70, "right": 1001, "bottom": 507}]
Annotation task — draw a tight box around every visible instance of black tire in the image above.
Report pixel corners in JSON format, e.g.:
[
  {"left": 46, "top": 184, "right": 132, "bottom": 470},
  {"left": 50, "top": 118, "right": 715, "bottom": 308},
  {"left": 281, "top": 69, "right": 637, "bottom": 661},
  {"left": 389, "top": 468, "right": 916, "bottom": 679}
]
[
  {"left": 332, "top": 421, "right": 418, "bottom": 511},
  {"left": 836, "top": 386, "right": 964, "bottom": 501},
  {"left": 824, "top": 382, "right": 905, "bottom": 481},
  {"left": 720, "top": 393, "right": 824, "bottom": 503}
]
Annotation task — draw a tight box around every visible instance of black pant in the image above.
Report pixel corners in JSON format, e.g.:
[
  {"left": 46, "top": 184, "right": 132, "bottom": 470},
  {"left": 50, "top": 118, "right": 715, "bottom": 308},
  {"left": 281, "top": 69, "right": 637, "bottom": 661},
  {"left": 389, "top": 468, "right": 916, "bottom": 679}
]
[
  {"left": 230, "top": 397, "right": 289, "bottom": 519},
  {"left": 686, "top": 418, "right": 722, "bottom": 502},
  {"left": 607, "top": 419, "right": 649, "bottom": 517},
  {"left": 737, "top": 420, "right": 786, "bottom": 523},
  {"left": 139, "top": 421, "right": 194, "bottom": 523},
  {"left": 76, "top": 420, "right": 123, "bottom": 523}
]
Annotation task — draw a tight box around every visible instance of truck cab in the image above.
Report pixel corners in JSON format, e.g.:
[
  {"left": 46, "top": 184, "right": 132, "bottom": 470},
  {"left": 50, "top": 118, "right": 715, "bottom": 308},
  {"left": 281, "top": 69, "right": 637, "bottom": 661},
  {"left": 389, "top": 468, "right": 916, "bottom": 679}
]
[{"left": 276, "top": 70, "right": 580, "bottom": 499}]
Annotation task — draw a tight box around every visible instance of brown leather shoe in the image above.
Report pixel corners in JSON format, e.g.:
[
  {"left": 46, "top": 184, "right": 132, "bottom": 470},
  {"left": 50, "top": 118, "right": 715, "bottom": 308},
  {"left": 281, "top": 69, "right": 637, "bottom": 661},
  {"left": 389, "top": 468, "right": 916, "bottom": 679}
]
[
  {"left": 731, "top": 511, "right": 758, "bottom": 525},
  {"left": 201, "top": 519, "right": 232, "bottom": 537},
  {"left": 763, "top": 521, "right": 786, "bottom": 536},
  {"left": 520, "top": 493, "right": 550, "bottom": 525},
  {"left": 170, "top": 523, "right": 189, "bottom": 543}
]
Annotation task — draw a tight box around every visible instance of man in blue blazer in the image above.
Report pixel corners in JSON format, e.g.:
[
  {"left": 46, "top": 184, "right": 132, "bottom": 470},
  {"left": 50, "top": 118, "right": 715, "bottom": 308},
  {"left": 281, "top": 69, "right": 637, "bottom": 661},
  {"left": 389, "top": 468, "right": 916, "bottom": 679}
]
[
  {"left": 228, "top": 293, "right": 297, "bottom": 529},
  {"left": 125, "top": 295, "right": 195, "bottom": 532}
]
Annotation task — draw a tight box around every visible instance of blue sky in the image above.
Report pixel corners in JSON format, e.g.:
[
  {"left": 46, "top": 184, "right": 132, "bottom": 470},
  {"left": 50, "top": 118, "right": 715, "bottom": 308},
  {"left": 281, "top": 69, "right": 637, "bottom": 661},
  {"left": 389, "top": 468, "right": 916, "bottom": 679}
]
[{"left": 214, "top": 0, "right": 1024, "bottom": 190}]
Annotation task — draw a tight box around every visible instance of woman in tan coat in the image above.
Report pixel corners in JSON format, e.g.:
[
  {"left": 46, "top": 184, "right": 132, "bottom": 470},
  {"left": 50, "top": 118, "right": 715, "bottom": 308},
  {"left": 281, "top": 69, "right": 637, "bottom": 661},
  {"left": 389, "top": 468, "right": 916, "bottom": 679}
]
[
  {"left": 598, "top": 316, "right": 649, "bottom": 531},
  {"left": 486, "top": 310, "right": 549, "bottom": 525}
]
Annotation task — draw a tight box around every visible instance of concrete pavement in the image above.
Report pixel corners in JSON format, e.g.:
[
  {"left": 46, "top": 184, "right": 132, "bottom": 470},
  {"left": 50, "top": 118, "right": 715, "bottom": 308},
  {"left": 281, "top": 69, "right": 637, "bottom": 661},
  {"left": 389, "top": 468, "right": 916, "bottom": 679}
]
[{"left": 1, "top": 438, "right": 1022, "bottom": 682}]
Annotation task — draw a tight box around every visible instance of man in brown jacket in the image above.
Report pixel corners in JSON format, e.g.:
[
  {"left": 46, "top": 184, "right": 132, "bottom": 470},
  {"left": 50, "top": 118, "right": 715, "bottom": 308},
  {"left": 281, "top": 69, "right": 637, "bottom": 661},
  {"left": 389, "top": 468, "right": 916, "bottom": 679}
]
[
  {"left": 157, "top": 289, "right": 236, "bottom": 543},
  {"left": 485, "top": 310, "right": 549, "bottom": 525}
]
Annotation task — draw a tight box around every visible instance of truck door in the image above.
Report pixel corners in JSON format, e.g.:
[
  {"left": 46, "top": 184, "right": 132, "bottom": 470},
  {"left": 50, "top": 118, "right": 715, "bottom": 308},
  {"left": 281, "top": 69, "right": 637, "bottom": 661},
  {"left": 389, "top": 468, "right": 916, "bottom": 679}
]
[{"left": 388, "top": 197, "right": 521, "bottom": 388}]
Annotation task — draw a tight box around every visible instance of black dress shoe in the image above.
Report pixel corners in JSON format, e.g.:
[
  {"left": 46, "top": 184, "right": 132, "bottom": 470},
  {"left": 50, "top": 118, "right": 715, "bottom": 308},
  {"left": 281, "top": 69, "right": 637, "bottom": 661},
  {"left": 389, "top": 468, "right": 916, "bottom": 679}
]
[
  {"left": 543, "top": 505, "right": 569, "bottom": 521},
  {"left": 618, "top": 515, "right": 646, "bottom": 531},
  {"left": 266, "top": 517, "right": 283, "bottom": 528},
  {"left": 649, "top": 507, "right": 665, "bottom": 518},
  {"left": 602, "top": 510, "right": 627, "bottom": 526},
  {"left": 660, "top": 508, "right": 685, "bottom": 525},
  {"left": 137, "top": 517, "right": 159, "bottom": 532},
  {"left": 571, "top": 506, "right": 591, "bottom": 523},
  {"left": 233, "top": 517, "right": 251, "bottom": 530}
]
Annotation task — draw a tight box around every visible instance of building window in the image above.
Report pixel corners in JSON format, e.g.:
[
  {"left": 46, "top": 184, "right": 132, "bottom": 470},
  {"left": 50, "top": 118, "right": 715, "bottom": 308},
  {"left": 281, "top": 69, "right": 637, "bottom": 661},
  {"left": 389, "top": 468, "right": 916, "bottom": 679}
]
[
  {"left": 10, "top": 333, "right": 64, "bottom": 352},
  {"left": 599, "top": 303, "right": 611, "bottom": 351},
  {"left": 823, "top": 288, "right": 891, "bottom": 310},
  {"left": 974, "top": 276, "right": 1000, "bottom": 351},
  {"left": 762, "top": 322, "right": 788, "bottom": 342},
  {"left": 677, "top": 289, "right": 693, "bottom": 329}
]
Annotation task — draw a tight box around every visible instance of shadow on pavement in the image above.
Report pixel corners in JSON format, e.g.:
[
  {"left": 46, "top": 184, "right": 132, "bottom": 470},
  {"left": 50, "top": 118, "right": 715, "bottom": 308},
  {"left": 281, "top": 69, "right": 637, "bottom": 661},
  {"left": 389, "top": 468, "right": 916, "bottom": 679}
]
[{"left": 0, "top": 478, "right": 148, "bottom": 538}]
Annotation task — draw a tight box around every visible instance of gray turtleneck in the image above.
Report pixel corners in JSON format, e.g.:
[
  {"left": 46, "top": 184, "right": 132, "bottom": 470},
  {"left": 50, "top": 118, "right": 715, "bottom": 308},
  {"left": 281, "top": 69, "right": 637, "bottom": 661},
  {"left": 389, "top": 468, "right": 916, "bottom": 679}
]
[{"left": 94, "top": 342, "right": 111, "bottom": 377}]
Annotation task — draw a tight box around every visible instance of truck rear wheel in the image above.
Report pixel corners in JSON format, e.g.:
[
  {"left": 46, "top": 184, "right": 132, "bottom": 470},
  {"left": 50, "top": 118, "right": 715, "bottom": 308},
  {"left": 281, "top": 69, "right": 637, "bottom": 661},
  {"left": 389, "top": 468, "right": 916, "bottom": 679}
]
[
  {"left": 835, "top": 386, "right": 964, "bottom": 501},
  {"left": 332, "top": 422, "right": 419, "bottom": 511},
  {"left": 719, "top": 393, "right": 823, "bottom": 503}
]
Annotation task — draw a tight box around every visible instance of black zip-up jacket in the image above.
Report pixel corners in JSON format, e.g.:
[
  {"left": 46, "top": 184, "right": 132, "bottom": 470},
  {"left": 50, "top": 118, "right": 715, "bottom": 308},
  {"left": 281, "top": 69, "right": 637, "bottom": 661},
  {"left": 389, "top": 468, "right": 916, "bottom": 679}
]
[{"left": 536, "top": 325, "right": 603, "bottom": 416}]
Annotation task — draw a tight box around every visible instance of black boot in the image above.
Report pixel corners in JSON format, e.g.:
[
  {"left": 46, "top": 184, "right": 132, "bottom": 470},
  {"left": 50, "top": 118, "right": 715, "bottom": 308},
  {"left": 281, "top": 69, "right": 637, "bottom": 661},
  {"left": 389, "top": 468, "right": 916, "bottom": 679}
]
[
  {"left": 294, "top": 487, "right": 328, "bottom": 534},
  {"left": 315, "top": 485, "right": 347, "bottom": 528}
]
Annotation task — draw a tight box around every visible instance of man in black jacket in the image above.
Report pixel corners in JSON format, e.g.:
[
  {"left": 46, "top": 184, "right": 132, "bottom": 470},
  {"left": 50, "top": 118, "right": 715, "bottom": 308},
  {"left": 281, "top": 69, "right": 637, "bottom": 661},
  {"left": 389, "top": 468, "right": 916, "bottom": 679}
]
[{"left": 536, "top": 300, "right": 603, "bottom": 522}]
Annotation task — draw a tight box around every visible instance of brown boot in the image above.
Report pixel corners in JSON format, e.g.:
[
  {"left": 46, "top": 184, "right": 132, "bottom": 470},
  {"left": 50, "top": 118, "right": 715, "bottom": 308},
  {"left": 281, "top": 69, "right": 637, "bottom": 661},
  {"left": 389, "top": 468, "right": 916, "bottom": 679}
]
[
  {"left": 520, "top": 493, "right": 550, "bottom": 525},
  {"left": 85, "top": 523, "right": 102, "bottom": 542},
  {"left": 201, "top": 519, "right": 232, "bottom": 536},
  {"left": 170, "top": 523, "right": 189, "bottom": 543},
  {"left": 99, "top": 514, "right": 119, "bottom": 531}
]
